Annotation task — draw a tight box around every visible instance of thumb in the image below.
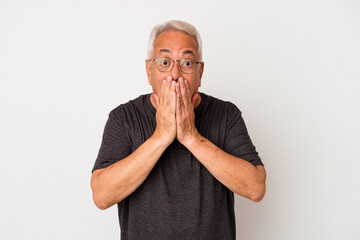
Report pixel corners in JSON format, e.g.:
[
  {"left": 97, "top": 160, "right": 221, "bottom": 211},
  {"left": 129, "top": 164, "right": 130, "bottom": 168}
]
[
  {"left": 191, "top": 92, "right": 198, "bottom": 108},
  {"left": 153, "top": 93, "right": 159, "bottom": 107}
]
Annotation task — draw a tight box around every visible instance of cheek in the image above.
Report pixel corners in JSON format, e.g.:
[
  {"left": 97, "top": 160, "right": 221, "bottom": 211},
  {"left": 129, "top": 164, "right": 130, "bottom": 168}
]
[
  {"left": 189, "top": 75, "right": 201, "bottom": 87},
  {"left": 188, "top": 78, "right": 200, "bottom": 94},
  {"left": 151, "top": 73, "right": 167, "bottom": 93}
]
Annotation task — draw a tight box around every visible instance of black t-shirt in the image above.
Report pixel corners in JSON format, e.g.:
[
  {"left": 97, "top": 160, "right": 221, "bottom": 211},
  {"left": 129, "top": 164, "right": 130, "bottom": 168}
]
[{"left": 93, "top": 92, "right": 263, "bottom": 240}]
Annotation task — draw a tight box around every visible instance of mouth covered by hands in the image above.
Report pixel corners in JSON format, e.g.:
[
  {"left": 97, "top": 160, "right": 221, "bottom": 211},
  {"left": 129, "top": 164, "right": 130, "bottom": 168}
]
[{"left": 152, "top": 76, "right": 199, "bottom": 146}]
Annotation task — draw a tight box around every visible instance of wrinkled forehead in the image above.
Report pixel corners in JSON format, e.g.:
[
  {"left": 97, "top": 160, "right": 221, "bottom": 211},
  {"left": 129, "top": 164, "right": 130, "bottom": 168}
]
[
  {"left": 156, "top": 48, "right": 197, "bottom": 59},
  {"left": 153, "top": 30, "right": 199, "bottom": 58}
]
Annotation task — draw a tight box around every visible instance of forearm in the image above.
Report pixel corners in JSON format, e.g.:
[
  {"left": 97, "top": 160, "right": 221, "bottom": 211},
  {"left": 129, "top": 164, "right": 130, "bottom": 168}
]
[
  {"left": 183, "top": 133, "right": 266, "bottom": 202},
  {"left": 91, "top": 133, "right": 170, "bottom": 210}
]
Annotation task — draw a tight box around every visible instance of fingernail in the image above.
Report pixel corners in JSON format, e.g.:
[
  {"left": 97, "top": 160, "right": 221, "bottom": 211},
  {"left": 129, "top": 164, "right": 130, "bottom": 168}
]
[
  {"left": 179, "top": 77, "right": 183, "bottom": 82},
  {"left": 167, "top": 76, "right": 172, "bottom": 81},
  {"left": 184, "top": 80, "right": 188, "bottom": 85},
  {"left": 162, "top": 80, "right": 166, "bottom": 85}
]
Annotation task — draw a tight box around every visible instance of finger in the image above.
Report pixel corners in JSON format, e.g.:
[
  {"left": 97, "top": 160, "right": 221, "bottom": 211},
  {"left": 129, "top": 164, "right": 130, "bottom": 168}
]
[
  {"left": 159, "top": 79, "right": 167, "bottom": 104},
  {"left": 178, "top": 77, "right": 185, "bottom": 99},
  {"left": 184, "top": 79, "right": 191, "bottom": 98},
  {"left": 183, "top": 78, "right": 191, "bottom": 102},
  {"left": 179, "top": 77, "right": 190, "bottom": 108},
  {"left": 176, "top": 82, "right": 181, "bottom": 104},
  {"left": 164, "top": 76, "right": 173, "bottom": 97},
  {"left": 171, "top": 80, "right": 176, "bottom": 96},
  {"left": 170, "top": 81, "right": 176, "bottom": 109},
  {"left": 176, "top": 82, "right": 182, "bottom": 117},
  {"left": 176, "top": 82, "right": 184, "bottom": 109},
  {"left": 178, "top": 82, "right": 188, "bottom": 117}
]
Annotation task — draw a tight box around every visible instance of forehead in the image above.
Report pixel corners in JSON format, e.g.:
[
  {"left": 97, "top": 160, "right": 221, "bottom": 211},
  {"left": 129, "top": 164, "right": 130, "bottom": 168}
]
[{"left": 153, "top": 31, "right": 198, "bottom": 57}]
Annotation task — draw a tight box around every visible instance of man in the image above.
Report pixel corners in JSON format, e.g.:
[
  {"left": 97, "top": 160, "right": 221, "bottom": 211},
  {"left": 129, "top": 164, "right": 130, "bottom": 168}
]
[{"left": 91, "top": 20, "right": 266, "bottom": 240}]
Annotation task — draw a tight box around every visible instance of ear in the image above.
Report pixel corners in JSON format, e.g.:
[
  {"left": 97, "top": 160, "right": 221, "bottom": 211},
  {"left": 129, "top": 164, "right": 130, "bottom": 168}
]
[
  {"left": 145, "top": 59, "right": 152, "bottom": 85},
  {"left": 198, "top": 62, "right": 204, "bottom": 87}
]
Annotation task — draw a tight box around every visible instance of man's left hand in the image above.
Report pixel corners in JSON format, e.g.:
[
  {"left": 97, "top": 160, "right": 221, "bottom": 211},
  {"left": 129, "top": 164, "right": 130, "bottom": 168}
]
[{"left": 175, "top": 77, "right": 199, "bottom": 145}]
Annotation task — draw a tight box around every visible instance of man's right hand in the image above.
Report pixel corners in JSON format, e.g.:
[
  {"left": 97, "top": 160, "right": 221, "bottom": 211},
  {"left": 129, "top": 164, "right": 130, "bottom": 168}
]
[
  {"left": 92, "top": 77, "right": 177, "bottom": 209},
  {"left": 152, "top": 76, "right": 177, "bottom": 146}
]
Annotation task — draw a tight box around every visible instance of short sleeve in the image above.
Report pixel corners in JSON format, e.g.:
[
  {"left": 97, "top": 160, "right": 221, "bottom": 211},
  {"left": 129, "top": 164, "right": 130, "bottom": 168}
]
[
  {"left": 92, "top": 110, "right": 132, "bottom": 172},
  {"left": 223, "top": 103, "right": 263, "bottom": 166}
]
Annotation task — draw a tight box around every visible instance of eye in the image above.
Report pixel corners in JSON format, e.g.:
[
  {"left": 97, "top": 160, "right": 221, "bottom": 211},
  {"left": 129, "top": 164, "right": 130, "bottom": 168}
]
[
  {"left": 160, "top": 59, "right": 169, "bottom": 66},
  {"left": 183, "top": 60, "right": 194, "bottom": 67}
]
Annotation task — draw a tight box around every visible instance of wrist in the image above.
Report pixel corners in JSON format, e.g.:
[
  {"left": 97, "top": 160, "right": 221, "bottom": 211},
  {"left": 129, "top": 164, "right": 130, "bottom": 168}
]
[
  {"left": 180, "top": 131, "right": 202, "bottom": 149},
  {"left": 152, "top": 129, "right": 175, "bottom": 147}
]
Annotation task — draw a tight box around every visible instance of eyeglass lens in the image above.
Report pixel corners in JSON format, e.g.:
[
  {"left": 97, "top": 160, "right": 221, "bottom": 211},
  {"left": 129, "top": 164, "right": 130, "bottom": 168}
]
[{"left": 155, "top": 58, "right": 197, "bottom": 73}]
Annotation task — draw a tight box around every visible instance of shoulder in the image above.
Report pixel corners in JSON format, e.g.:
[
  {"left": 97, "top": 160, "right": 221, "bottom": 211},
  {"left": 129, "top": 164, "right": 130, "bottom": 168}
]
[
  {"left": 199, "top": 92, "right": 242, "bottom": 116},
  {"left": 109, "top": 93, "right": 151, "bottom": 117},
  {"left": 103, "top": 94, "right": 152, "bottom": 129}
]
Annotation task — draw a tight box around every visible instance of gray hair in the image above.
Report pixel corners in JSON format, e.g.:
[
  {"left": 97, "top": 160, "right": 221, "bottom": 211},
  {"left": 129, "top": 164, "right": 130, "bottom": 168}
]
[{"left": 147, "top": 20, "right": 202, "bottom": 61}]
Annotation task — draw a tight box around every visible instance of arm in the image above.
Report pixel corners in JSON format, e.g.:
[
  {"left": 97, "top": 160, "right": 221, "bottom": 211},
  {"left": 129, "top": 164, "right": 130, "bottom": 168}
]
[
  {"left": 175, "top": 77, "right": 266, "bottom": 202},
  {"left": 91, "top": 78, "right": 177, "bottom": 210},
  {"left": 91, "top": 134, "right": 170, "bottom": 210},
  {"left": 182, "top": 134, "right": 266, "bottom": 202}
]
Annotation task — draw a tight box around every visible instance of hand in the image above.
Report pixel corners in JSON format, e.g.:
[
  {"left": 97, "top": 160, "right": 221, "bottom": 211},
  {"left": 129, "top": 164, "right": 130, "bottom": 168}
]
[
  {"left": 152, "top": 76, "right": 177, "bottom": 145},
  {"left": 175, "top": 77, "right": 199, "bottom": 145}
]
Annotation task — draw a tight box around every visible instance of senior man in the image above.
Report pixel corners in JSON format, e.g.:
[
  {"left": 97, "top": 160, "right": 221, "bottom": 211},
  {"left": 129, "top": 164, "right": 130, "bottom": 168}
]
[{"left": 91, "top": 20, "right": 266, "bottom": 240}]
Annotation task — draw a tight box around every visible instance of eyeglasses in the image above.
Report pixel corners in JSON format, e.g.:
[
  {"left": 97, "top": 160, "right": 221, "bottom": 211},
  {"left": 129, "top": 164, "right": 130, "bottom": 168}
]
[{"left": 149, "top": 57, "right": 202, "bottom": 74}]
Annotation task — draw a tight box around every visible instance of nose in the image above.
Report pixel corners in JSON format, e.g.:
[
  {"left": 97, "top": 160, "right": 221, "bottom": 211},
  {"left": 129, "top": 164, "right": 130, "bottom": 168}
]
[{"left": 170, "top": 60, "right": 182, "bottom": 81}]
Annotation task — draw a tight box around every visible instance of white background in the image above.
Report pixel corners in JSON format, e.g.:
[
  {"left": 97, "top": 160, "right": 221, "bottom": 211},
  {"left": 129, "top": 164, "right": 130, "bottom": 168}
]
[{"left": 1, "top": 0, "right": 359, "bottom": 239}]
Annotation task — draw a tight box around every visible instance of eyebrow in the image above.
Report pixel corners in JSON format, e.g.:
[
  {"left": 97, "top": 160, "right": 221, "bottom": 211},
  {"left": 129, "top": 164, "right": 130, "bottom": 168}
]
[
  {"left": 159, "top": 49, "right": 171, "bottom": 54},
  {"left": 158, "top": 49, "right": 196, "bottom": 58},
  {"left": 183, "top": 50, "right": 195, "bottom": 56}
]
